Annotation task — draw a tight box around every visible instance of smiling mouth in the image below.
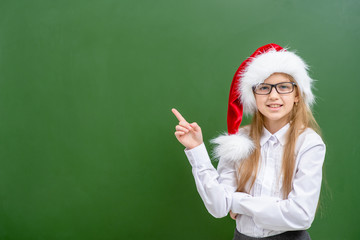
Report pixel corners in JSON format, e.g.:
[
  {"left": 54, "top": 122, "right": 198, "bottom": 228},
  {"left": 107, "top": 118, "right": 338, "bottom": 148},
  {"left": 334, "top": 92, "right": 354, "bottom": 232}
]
[{"left": 267, "top": 104, "right": 283, "bottom": 108}]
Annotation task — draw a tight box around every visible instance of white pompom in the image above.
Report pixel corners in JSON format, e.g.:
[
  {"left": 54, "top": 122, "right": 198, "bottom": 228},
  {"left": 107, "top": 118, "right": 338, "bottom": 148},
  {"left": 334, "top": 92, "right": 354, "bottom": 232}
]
[{"left": 211, "top": 131, "right": 255, "bottom": 163}]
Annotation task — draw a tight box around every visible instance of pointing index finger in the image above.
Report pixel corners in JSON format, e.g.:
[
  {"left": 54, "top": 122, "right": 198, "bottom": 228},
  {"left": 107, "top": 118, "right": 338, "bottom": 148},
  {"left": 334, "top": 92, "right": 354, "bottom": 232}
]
[{"left": 171, "top": 108, "right": 187, "bottom": 122}]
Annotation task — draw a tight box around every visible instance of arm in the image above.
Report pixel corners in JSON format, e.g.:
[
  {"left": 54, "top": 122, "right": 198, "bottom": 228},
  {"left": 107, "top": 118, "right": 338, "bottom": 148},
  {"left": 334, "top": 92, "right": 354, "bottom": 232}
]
[
  {"left": 231, "top": 140, "right": 326, "bottom": 231},
  {"left": 185, "top": 143, "right": 237, "bottom": 218},
  {"left": 172, "top": 108, "right": 236, "bottom": 218}
]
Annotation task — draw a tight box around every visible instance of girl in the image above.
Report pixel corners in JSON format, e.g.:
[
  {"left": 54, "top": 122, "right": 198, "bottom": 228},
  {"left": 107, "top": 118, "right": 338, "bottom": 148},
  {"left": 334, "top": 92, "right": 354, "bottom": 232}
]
[{"left": 172, "top": 43, "right": 325, "bottom": 240}]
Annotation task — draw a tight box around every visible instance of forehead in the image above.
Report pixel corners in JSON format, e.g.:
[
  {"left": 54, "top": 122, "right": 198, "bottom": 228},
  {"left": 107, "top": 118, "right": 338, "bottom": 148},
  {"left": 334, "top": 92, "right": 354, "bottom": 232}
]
[{"left": 264, "top": 73, "right": 292, "bottom": 84}]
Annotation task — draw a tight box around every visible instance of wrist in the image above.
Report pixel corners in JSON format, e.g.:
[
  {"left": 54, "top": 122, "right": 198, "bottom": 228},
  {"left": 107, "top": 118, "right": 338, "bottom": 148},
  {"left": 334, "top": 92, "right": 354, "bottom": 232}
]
[{"left": 186, "top": 142, "right": 203, "bottom": 150}]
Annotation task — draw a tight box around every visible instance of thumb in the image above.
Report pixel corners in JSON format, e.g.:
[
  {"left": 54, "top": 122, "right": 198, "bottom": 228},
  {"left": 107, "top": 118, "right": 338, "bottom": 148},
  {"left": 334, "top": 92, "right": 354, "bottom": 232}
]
[{"left": 190, "top": 122, "right": 200, "bottom": 131}]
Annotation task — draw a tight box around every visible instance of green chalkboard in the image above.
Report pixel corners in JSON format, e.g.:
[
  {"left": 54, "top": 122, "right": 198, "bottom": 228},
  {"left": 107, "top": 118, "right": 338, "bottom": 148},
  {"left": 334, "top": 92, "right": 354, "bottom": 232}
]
[{"left": 0, "top": 0, "right": 359, "bottom": 239}]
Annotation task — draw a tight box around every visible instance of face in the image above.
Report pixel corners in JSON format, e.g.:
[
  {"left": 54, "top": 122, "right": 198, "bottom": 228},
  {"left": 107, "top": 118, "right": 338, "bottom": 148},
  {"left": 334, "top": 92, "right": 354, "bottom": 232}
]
[{"left": 254, "top": 73, "right": 299, "bottom": 132}]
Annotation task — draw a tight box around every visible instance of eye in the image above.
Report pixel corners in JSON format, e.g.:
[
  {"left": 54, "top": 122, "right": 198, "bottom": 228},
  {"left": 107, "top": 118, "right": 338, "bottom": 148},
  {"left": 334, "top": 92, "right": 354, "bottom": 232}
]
[
  {"left": 278, "top": 83, "right": 291, "bottom": 90},
  {"left": 258, "top": 85, "right": 270, "bottom": 91}
]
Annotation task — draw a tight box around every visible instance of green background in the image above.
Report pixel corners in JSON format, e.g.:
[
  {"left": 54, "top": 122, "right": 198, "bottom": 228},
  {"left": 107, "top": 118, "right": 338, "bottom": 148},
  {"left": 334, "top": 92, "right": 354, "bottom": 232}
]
[{"left": 0, "top": 0, "right": 359, "bottom": 239}]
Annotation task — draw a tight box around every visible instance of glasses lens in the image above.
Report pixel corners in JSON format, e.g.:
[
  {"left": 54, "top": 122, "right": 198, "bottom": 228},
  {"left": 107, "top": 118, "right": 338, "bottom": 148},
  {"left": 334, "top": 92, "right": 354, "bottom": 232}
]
[
  {"left": 254, "top": 84, "right": 271, "bottom": 94},
  {"left": 276, "top": 82, "right": 293, "bottom": 93}
]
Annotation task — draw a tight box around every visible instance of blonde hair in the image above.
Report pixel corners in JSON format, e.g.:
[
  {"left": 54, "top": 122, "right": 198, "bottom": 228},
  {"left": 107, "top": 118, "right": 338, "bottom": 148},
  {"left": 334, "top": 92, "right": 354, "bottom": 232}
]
[{"left": 236, "top": 73, "right": 320, "bottom": 199}]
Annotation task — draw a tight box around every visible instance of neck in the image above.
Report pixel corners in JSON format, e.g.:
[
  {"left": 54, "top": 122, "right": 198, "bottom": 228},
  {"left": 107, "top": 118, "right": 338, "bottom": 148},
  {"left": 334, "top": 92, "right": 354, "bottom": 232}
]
[{"left": 264, "top": 119, "right": 289, "bottom": 134}]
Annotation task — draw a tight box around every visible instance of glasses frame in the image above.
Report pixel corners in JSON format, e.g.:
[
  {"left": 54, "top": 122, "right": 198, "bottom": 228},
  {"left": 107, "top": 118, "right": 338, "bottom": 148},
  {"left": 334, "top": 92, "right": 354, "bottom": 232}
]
[{"left": 252, "top": 82, "right": 297, "bottom": 95}]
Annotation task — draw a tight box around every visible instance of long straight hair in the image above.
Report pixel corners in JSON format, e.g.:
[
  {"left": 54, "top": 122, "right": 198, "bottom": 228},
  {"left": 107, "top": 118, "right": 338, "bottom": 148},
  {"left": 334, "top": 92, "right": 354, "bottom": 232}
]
[{"left": 236, "top": 73, "right": 320, "bottom": 199}]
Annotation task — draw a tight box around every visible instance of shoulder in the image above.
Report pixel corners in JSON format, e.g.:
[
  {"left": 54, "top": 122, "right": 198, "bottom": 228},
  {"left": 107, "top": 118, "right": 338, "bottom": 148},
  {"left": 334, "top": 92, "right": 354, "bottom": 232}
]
[
  {"left": 296, "top": 128, "right": 326, "bottom": 156},
  {"left": 297, "top": 128, "right": 324, "bottom": 145},
  {"left": 294, "top": 128, "right": 326, "bottom": 173},
  {"left": 238, "top": 125, "right": 251, "bottom": 135}
]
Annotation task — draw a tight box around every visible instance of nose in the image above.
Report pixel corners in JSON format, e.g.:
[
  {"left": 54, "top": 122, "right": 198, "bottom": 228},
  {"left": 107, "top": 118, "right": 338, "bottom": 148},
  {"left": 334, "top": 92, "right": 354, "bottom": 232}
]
[{"left": 268, "top": 86, "right": 279, "bottom": 99}]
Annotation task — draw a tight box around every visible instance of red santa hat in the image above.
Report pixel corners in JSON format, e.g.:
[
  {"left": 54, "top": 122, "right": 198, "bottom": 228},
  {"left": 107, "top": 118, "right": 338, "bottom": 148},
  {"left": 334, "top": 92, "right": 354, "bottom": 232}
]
[{"left": 212, "top": 43, "right": 315, "bottom": 163}]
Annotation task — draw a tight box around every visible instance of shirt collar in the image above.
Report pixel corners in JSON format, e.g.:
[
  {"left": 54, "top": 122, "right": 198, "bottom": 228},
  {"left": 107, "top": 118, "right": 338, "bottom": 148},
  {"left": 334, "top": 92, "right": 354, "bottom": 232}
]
[{"left": 260, "top": 123, "right": 290, "bottom": 147}]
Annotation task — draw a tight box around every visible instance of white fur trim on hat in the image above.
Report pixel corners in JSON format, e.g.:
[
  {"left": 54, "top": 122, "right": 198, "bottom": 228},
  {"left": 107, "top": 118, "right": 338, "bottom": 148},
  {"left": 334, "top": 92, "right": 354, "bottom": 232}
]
[
  {"left": 239, "top": 49, "right": 315, "bottom": 115},
  {"left": 211, "top": 129, "right": 254, "bottom": 163}
]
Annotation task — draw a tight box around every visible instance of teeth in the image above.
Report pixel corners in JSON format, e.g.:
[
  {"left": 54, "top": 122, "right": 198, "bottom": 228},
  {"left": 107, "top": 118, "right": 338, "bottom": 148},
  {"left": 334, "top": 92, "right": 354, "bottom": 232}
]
[{"left": 269, "top": 104, "right": 281, "bottom": 107}]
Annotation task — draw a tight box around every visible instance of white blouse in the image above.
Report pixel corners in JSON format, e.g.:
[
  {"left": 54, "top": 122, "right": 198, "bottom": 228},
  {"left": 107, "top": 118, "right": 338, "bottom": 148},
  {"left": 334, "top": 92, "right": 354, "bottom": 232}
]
[{"left": 184, "top": 124, "right": 326, "bottom": 238}]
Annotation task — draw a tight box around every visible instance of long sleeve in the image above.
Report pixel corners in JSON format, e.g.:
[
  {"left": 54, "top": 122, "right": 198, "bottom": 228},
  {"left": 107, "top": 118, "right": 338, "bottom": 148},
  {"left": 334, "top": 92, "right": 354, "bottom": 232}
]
[
  {"left": 184, "top": 143, "right": 237, "bottom": 218},
  {"left": 231, "top": 134, "right": 326, "bottom": 231}
]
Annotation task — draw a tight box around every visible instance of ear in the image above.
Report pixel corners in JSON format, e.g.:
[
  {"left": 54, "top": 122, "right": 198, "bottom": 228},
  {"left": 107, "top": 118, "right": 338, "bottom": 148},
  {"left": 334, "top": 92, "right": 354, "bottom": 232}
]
[{"left": 294, "top": 95, "right": 299, "bottom": 104}]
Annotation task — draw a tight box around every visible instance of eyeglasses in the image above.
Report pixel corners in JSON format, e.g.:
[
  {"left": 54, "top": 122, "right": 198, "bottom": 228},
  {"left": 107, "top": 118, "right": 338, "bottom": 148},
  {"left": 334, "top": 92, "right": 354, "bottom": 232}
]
[{"left": 252, "top": 82, "right": 297, "bottom": 95}]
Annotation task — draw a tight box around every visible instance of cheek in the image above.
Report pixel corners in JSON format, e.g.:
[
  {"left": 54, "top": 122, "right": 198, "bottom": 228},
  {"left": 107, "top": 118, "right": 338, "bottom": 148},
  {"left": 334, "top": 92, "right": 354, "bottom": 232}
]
[
  {"left": 255, "top": 95, "right": 265, "bottom": 105},
  {"left": 283, "top": 96, "right": 296, "bottom": 108},
  {"left": 283, "top": 93, "right": 296, "bottom": 102},
  {"left": 255, "top": 96, "right": 268, "bottom": 111}
]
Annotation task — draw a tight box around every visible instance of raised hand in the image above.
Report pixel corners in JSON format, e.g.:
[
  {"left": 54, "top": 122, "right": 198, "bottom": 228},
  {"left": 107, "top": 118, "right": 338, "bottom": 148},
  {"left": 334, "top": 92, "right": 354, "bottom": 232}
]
[{"left": 172, "top": 108, "right": 203, "bottom": 150}]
